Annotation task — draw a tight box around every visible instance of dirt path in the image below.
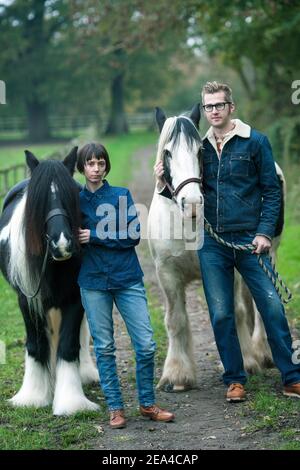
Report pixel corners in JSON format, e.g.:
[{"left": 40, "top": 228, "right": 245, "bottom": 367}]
[{"left": 90, "top": 145, "right": 267, "bottom": 451}]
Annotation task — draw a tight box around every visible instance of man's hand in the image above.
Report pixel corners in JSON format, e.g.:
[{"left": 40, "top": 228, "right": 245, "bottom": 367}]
[
  {"left": 251, "top": 235, "right": 271, "bottom": 254},
  {"left": 153, "top": 161, "right": 165, "bottom": 189},
  {"left": 78, "top": 228, "right": 90, "bottom": 244}
]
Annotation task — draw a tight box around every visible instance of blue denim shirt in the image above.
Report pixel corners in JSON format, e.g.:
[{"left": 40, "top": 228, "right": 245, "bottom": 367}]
[
  {"left": 78, "top": 180, "right": 144, "bottom": 290},
  {"left": 158, "top": 123, "right": 281, "bottom": 239}
]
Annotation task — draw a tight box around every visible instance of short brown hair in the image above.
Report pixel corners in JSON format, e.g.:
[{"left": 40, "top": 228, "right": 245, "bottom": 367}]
[
  {"left": 201, "top": 81, "right": 233, "bottom": 104},
  {"left": 77, "top": 142, "right": 111, "bottom": 175}
]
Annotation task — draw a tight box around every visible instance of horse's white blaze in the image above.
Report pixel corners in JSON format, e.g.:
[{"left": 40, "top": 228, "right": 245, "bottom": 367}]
[
  {"left": 9, "top": 352, "right": 53, "bottom": 407},
  {"left": 79, "top": 316, "right": 99, "bottom": 384},
  {"left": 51, "top": 182, "right": 58, "bottom": 193},
  {"left": 53, "top": 360, "right": 99, "bottom": 415}
]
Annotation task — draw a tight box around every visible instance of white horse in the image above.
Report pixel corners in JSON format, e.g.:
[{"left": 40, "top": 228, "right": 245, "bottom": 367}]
[{"left": 148, "top": 105, "right": 285, "bottom": 391}]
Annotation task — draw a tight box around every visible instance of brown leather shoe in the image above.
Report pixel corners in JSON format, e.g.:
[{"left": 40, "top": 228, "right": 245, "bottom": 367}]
[
  {"left": 226, "top": 383, "right": 246, "bottom": 402},
  {"left": 140, "top": 404, "right": 175, "bottom": 422},
  {"left": 109, "top": 409, "right": 126, "bottom": 429},
  {"left": 283, "top": 382, "right": 300, "bottom": 398}
]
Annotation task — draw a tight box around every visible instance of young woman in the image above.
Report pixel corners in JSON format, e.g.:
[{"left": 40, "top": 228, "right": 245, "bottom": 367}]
[{"left": 77, "top": 142, "right": 175, "bottom": 429}]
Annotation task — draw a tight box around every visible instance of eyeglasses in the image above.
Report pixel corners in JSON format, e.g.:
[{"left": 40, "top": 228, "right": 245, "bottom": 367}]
[{"left": 202, "top": 102, "right": 232, "bottom": 112}]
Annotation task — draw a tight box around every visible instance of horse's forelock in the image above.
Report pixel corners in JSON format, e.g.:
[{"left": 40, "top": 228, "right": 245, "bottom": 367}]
[
  {"left": 24, "top": 160, "right": 80, "bottom": 257},
  {"left": 156, "top": 116, "right": 202, "bottom": 164},
  {"left": 156, "top": 117, "right": 177, "bottom": 163}
]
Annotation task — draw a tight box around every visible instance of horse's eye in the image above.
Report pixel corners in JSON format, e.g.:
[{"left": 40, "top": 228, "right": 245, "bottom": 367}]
[{"left": 164, "top": 149, "right": 172, "bottom": 159}]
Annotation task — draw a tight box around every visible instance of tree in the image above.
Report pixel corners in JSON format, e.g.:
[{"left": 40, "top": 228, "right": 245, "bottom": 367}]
[
  {"left": 186, "top": 0, "right": 300, "bottom": 126},
  {"left": 68, "top": 0, "right": 192, "bottom": 134},
  {"left": 0, "top": 0, "right": 70, "bottom": 141}
]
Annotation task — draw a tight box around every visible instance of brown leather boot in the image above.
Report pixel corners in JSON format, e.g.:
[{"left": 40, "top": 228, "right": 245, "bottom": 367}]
[
  {"left": 283, "top": 382, "right": 300, "bottom": 398},
  {"left": 140, "top": 404, "right": 175, "bottom": 422},
  {"left": 109, "top": 409, "right": 126, "bottom": 429},
  {"left": 226, "top": 383, "right": 246, "bottom": 402}
]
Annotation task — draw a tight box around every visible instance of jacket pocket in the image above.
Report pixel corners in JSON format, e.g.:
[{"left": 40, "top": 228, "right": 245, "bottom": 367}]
[
  {"left": 230, "top": 153, "right": 250, "bottom": 176},
  {"left": 203, "top": 154, "right": 216, "bottom": 178}
]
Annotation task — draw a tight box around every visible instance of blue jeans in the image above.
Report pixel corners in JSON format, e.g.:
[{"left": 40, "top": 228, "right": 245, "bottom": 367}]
[
  {"left": 80, "top": 281, "right": 156, "bottom": 410},
  {"left": 198, "top": 230, "right": 300, "bottom": 386}
]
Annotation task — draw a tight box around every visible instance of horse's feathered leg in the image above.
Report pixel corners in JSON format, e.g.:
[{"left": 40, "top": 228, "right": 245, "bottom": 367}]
[
  {"left": 250, "top": 243, "right": 277, "bottom": 369},
  {"left": 79, "top": 315, "right": 99, "bottom": 384},
  {"left": 9, "top": 294, "right": 53, "bottom": 408},
  {"left": 234, "top": 273, "right": 262, "bottom": 374},
  {"left": 156, "top": 264, "right": 197, "bottom": 391},
  {"left": 53, "top": 301, "right": 99, "bottom": 415}
]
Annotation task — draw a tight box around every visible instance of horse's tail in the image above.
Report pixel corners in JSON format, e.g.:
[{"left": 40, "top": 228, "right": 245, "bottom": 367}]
[{"left": 274, "top": 162, "right": 285, "bottom": 238}]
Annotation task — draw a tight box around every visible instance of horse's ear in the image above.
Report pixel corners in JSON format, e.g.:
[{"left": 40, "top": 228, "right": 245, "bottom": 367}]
[
  {"left": 25, "top": 150, "right": 39, "bottom": 173},
  {"left": 155, "top": 107, "right": 166, "bottom": 133},
  {"left": 63, "top": 146, "right": 78, "bottom": 176},
  {"left": 190, "top": 103, "right": 201, "bottom": 129}
]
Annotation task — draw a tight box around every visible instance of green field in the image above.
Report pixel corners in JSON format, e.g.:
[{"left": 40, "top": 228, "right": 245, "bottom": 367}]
[{"left": 0, "top": 130, "right": 157, "bottom": 206}]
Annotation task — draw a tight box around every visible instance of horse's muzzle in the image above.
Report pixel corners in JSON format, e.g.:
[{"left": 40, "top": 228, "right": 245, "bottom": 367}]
[{"left": 49, "top": 236, "right": 73, "bottom": 261}]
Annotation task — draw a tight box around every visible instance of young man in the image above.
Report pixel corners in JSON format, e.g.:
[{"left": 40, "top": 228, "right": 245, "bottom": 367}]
[{"left": 154, "top": 81, "right": 300, "bottom": 402}]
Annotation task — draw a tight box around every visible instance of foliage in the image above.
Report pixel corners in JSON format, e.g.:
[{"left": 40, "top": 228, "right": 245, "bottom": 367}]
[
  {"left": 186, "top": 0, "right": 300, "bottom": 128},
  {"left": 0, "top": 0, "right": 194, "bottom": 137}
]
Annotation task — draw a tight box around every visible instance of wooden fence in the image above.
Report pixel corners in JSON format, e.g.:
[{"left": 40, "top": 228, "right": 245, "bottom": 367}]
[
  {"left": 0, "top": 113, "right": 155, "bottom": 134},
  {"left": 0, "top": 164, "right": 28, "bottom": 198},
  {"left": 0, "top": 150, "right": 62, "bottom": 199}
]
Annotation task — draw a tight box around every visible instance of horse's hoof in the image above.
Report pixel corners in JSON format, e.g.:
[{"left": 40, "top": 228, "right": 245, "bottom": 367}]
[
  {"left": 161, "top": 383, "right": 190, "bottom": 393},
  {"left": 263, "top": 358, "right": 274, "bottom": 369}
]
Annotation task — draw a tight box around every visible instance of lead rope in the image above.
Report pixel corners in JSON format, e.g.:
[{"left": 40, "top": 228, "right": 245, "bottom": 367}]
[
  {"left": 203, "top": 217, "right": 292, "bottom": 304},
  {"left": 17, "top": 237, "right": 50, "bottom": 299}
]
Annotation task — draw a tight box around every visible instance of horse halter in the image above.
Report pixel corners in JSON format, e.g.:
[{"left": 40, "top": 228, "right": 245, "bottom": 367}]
[
  {"left": 163, "top": 176, "right": 203, "bottom": 204},
  {"left": 45, "top": 208, "right": 69, "bottom": 226},
  {"left": 18, "top": 208, "right": 71, "bottom": 299},
  {"left": 162, "top": 152, "right": 204, "bottom": 206}
]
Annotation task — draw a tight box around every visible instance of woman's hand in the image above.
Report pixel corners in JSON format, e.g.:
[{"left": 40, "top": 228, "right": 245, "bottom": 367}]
[{"left": 78, "top": 228, "right": 91, "bottom": 244}]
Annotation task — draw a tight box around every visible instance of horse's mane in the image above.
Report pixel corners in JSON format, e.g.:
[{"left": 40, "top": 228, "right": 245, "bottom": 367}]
[
  {"left": 155, "top": 115, "right": 202, "bottom": 164},
  {"left": 25, "top": 160, "right": 81, "bottom": 256}
]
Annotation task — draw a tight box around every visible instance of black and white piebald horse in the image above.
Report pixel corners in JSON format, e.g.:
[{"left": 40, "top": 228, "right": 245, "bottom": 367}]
[
  {"left": 0, "top": 148, "right": 99, "bottom": 415},
  {"left": 148, "top": 105, "right": 285, "bottom": 391}
]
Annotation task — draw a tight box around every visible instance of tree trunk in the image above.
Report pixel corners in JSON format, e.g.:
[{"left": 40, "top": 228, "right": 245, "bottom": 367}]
[
  {"left": 105, "top": 72, "right": 129, "bottom": 135},
  {"left": 26, "top": 100, "right": 51, "bottom": 142}
]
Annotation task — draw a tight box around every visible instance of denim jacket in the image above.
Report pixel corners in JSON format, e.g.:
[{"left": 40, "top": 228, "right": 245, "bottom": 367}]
[
  {"left": 158, "top": 119, "right": 281, "bottom": 239},
  {"left": 78, "top": 180, "right": 144, "bottom": 290}
]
